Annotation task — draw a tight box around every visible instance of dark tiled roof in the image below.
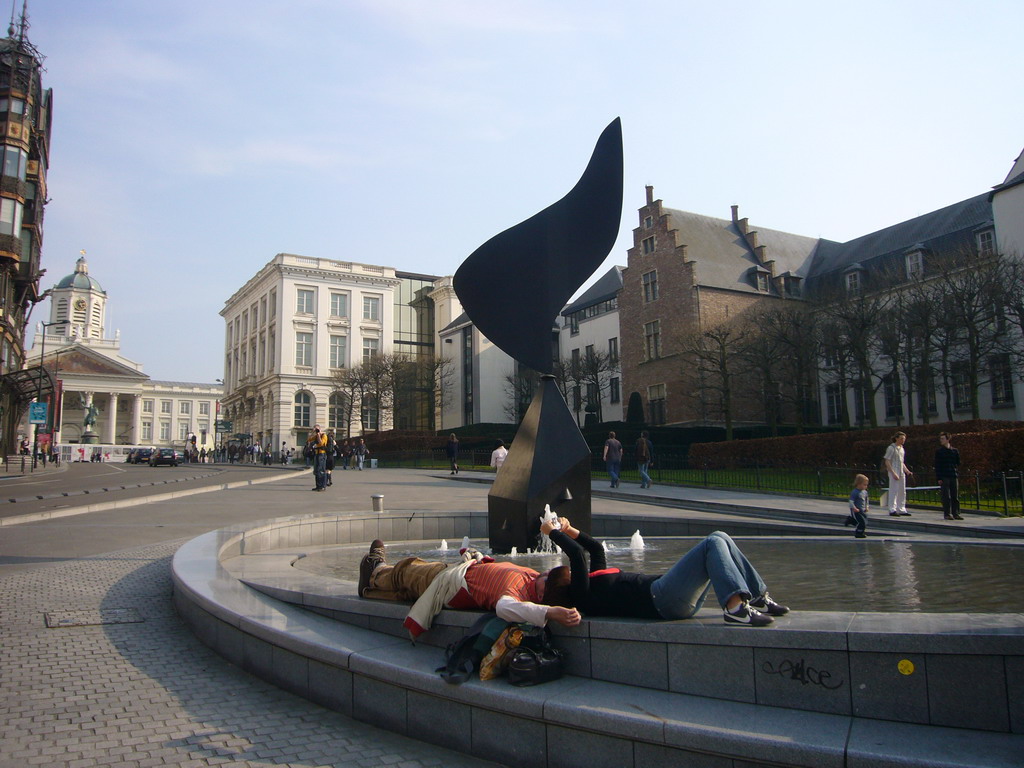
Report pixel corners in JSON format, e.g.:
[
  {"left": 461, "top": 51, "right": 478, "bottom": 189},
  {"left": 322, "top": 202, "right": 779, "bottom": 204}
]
[
  {"left": 561, "top": 266, "right": 624, "bottom": 315},
  {"left": 807, "top": 193, "right": 992, "bottom": 279},
  {"left": 662, "top": 209, "right": 821, "bottom": 295}
]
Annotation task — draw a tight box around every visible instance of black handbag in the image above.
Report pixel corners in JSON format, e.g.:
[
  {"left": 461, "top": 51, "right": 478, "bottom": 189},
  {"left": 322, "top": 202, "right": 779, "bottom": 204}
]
[{"left": 506, "top": 627, "right": 565, "bottom": 686}]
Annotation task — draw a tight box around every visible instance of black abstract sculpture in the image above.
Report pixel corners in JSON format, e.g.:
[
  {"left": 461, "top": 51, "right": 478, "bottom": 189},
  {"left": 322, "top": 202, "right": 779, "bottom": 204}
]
[{"left": 454, "top": 118, "right": 623, "bottom": 553}]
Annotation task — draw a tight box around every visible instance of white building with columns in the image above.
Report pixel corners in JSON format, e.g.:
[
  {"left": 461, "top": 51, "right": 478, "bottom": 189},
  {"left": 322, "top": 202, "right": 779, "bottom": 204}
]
[{"left": 24, "top": 256, "right": 221, "bottom": 455}]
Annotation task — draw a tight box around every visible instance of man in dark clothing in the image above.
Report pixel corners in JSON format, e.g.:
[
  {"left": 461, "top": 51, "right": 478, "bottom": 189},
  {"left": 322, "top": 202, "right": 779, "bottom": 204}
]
[
  {"left": 539, "top": 517, "right": 789, "bottom": 627},
  {"left": 934, "top": 431, "right": 963, "bottom": 520}
]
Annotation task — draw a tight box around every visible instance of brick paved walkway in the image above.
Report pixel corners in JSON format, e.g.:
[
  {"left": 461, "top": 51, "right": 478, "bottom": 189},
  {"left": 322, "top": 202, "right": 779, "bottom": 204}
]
[{"left": 0, "top": 540, "right": 500, "bottom": 768}]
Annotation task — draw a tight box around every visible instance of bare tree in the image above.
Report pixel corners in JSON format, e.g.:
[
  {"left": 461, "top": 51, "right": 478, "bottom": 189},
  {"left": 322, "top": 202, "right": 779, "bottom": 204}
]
[
  {"left": 578, "top": 349, "right": 619, "bottom": 424},
  {"left": 502, "top": 365, "right": 539, "bottom": 423},
  {"left": 678, "top": 320, "right": 753, "bottom": 440},
  {"left": 747, "top": 305, "right": 820, "bottom": 433}
]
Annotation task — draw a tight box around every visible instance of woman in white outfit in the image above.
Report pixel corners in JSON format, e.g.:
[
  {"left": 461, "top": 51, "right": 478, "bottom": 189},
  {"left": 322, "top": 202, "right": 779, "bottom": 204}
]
[{"left": 884, "top": 432, "right": 913, "bottom": 517}]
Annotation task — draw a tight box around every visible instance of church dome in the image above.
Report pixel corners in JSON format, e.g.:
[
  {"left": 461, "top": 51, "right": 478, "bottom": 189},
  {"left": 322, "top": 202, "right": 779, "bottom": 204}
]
[{"left": 55, "top": 256, "right": 105, "bottom": 293}]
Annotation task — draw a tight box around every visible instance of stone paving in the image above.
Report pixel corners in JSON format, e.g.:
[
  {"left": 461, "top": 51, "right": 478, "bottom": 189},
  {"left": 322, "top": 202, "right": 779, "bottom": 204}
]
[{"left": 0, "top": 538, "right": 499, "bottom": 768}]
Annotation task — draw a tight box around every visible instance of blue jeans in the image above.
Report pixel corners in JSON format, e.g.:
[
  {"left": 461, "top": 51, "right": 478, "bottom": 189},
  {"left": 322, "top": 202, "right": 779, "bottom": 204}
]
[
  {"left": 649, "top": 531, "right": 767, "bottom": 618},
  {"left": 607, "top": 460, "right": 621, "bottom": 486},
  {"left": 313, "top": 453, "right": 327, "bottom": 489},
  {"left": 638, "top": 461, "right": 651, "bottom": 488}
]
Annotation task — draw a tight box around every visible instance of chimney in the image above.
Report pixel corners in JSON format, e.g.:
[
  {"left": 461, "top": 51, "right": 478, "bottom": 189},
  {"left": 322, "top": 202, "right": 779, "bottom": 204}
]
[
  {"left": 731, "top": 205, "right": 739, "bottom": 222},
  {"left": 646, "top": 185, "right": 654, "bottom": 205},
  {"left": 762, "top": 255, "right": 775, "bottom": 276},
  {"left": 747, "top": 231, "right": 758, "bottom": 249},
  {"left": 736, "top": 217, "right": 749, "bottom": 235}
]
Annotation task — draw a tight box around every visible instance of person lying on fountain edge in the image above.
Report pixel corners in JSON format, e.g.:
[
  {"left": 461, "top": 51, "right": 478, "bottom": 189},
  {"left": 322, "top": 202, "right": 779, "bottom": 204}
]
[
  {"left": 358, "top": 540, "right": 580, "bottom": 639},
  {"left": 539, "top": 517, "right": 790, "bottom": 627}
]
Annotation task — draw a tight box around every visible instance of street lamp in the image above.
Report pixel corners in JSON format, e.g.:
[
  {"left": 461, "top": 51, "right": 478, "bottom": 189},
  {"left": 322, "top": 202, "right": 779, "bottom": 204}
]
[{"left": 32, "top": 321, "right": 60, "bottom": 471}]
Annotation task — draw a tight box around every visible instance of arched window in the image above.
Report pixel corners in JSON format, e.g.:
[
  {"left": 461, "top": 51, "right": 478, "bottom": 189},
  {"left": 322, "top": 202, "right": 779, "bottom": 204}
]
[
  {"left": 294, "top": 392, "right": 311, "bottom": 427},
  {"left": 328, "top": 392, "right": 347, "bottom": 431}
]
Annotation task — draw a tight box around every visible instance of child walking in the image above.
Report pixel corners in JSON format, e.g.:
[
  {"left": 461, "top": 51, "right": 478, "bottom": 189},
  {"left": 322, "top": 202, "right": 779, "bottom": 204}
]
[{"left": 845, "top": 473, "right": 870, "bottom": 538}]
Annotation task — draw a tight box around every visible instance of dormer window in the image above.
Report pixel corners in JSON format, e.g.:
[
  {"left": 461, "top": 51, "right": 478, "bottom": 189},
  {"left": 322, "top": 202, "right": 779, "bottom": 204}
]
[
  {"left": 751, "top": 265, "right": 770, "bottom": 292},
  {"left": 905, "top": 251, "right": 923, "bottom": 281},
  {"left": 845, "top": 271, "right": 861, "bottom": 294},
  {"left": 784, "top": 275, "right": 802, "bottom": 297},
  {"left": 978, "top": 229, "right": 995, "bottom": 256}
]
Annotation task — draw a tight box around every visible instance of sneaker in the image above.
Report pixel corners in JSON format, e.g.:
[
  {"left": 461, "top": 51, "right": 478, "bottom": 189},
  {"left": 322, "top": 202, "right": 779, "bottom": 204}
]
[
  {"left": 854, "top": 531, "right": 867, "bottom": 538},
  {"left": 899, "top": 511, "right": 913, "bottom": 517},
  {"left": 889, "top": 512, "right": 900, "bottom": 517},
  {"left": 724, "top": 601, "right": 774, "bottom": 627},
  {"left": 358, "top": 540, "right": 386, "bottom": 597},
  {"left": 750, "top": 592, "right": 790, "bottom": 616},
  {"left": 953, "top": 514, "right": 964, "bottom": 520}
]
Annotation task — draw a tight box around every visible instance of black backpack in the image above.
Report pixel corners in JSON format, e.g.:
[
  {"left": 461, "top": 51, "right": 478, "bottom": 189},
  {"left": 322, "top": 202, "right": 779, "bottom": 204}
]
[{"left": 436, "top": 613, "right": 508, "bottom": 684}]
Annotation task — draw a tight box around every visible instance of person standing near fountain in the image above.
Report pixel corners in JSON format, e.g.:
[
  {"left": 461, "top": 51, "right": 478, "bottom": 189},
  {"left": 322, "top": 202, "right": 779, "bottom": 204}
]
[
  {"left": 539, "top": 517, "right": 789, "bottom": 627},
  {"left": 884, "top": 432, "right": 913, "bottom": 517},
  {"left": 603, "top": 431, "right": 623, "bottom": 488},
  {"left": 934, "top": 432, "right": 963, "bottom": 520},
  {"left": 446, "top": 433, "right": 460, "bottom": 475}
]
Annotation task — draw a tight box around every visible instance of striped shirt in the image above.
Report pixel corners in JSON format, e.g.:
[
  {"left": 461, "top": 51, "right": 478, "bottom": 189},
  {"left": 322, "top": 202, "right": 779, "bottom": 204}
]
[{"left": 463, "top": 561, "right": 538, "bottom": 610}]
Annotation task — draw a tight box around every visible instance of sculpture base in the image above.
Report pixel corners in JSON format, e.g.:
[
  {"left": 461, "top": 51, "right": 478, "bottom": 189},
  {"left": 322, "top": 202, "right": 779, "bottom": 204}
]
[{"left": 81, "top": 432, "right": 100, "bottom": 445}]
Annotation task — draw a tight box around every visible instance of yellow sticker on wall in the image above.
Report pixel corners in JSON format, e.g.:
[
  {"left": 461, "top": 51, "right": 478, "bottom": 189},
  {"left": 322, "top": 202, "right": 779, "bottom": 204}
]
[{"left": 898, "top": 659, "right": 915, "bottom": 675}]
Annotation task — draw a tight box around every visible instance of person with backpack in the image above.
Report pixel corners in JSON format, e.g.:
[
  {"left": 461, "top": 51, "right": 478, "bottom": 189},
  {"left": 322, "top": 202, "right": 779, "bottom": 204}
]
[{"left": 635, "top": 431, "right": 653, "bottom": 489}]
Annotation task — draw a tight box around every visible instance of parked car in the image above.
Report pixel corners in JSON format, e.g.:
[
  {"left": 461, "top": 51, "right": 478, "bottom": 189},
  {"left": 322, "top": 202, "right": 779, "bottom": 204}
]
[
  {"left": 130, "top": 448, "right": 154, "bottom": 464},
  {"left": 149, "top": 448, "right": 178, "bottom": 467}
]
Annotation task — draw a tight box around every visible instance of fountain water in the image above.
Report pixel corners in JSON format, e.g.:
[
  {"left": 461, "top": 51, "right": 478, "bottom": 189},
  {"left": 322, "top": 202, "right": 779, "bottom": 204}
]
[
  {"left": 630, "top": 530, "right": 645, "bottom": 550},
  {"left": 439, "top": 539, "right": 448, "bottom": 551}
]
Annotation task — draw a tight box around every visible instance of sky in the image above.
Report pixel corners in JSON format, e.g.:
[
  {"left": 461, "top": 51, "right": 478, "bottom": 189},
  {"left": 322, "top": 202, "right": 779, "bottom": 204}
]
[{"left": 23, "top": 0, "right": 1024, "bottom": 382}]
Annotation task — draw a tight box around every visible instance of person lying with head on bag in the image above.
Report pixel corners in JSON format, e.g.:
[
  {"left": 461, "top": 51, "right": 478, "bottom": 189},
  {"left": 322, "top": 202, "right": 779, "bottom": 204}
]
[{"left": 539, "top": 517, "right": 790, "bottom": 627}]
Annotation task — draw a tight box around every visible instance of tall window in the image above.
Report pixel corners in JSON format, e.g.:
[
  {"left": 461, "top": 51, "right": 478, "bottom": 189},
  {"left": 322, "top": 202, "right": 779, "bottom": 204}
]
[
  {"left": 159, "top": 421, "right": 170, "bottom": 441},
  {"left": 643, "top": 215, "right": 653, "bottom": 229},
  {"left": 199, "top": 402, "right": 211, "bottom": 416},
  {"left": 642, "top": 270, "right": 659, "bottom": 302},
  {"left": 462, "top": 327, "right": 474, "bottom": 426},
  {"left": 1, "top": 145, "right": 27, "bottom": 179},
  {"left": 180, "top": 401, "right": 191, "bottom": 415},
  {"left": 647, "top": 384, "right": 666, "bottom": 425},
  {"left": 178, "top": 422, "right": 189, "bottom": 440},
  {"left": 328, "top": 393, "right": 347, "bottom": 431},
  {"left": 641, "top": 236, "right": 655, "bottom": 254},
  {"left": 330, "top": 293, "right": 348, "bottom": 317},
  {"left": 951, "top": 363, "right": 971, "bottom": 410},
  {"left": 883, "top": 373, "right": 903, "bottom": 419},
  {"left": 609, "top": 376, "right": 620, "bottom": 404},
  {"left": 0, "top": 197, "right": 23, "bottom": 235},
  {"left": 269, "top": 290, "right": 277, "bottom": 318},
  {"left": 854, "top": 380, "right": 871, "bottom": 424},
  {"left": 362, "top": 338, "right": 379, "bottom": 363},
  {"left": 142, "top": 399, "right": 154, "bottom": 414},
  {"left": 330, "top": 335, "right": 347, "bottom": 368},
  {"left": 644, "top": 320, "right": 661, "bottom": 360},
  {"left": 991, "top": 354, "right": 1015, "bottom": 405},
  {"left": 160, "top": 400, "right": 172, "bottom": 414},
  {"left": 361, "top": 395, "right": 379, "bottom": 431},
  {"left": 608, "top": 337, "right": 618, "bottom": 364},
  {"left": 141, "top": 421, "right": 152, "bottom": 441},
  {"left": 294, "top": 392, "right": 311, "bottom": 427},
  {"left": 296, "top": 289, "right": 314, "bottom": 314},
  {"left": 295, "top": 332, "right": 313, "bottom": 366},
  {"left": 363, "top": 296, "right": 380, "bottom": 321},
  {"left": 826, "top": 383, "right": 843, "bottom": 425}
]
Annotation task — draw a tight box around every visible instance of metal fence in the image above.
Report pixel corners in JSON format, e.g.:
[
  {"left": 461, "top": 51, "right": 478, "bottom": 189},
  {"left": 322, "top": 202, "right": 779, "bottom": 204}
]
[{"left": 374, "top": 447, "right": 1024, "bottom": 516}]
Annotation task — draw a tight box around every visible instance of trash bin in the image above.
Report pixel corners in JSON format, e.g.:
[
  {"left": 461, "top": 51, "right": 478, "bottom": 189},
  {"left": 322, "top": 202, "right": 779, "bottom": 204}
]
[
  {"left": 370, "top": 458, "right": 378, "bottom": 469},
  {"left": 371, "top": 494, "right": 384, "bottom": 513}
]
